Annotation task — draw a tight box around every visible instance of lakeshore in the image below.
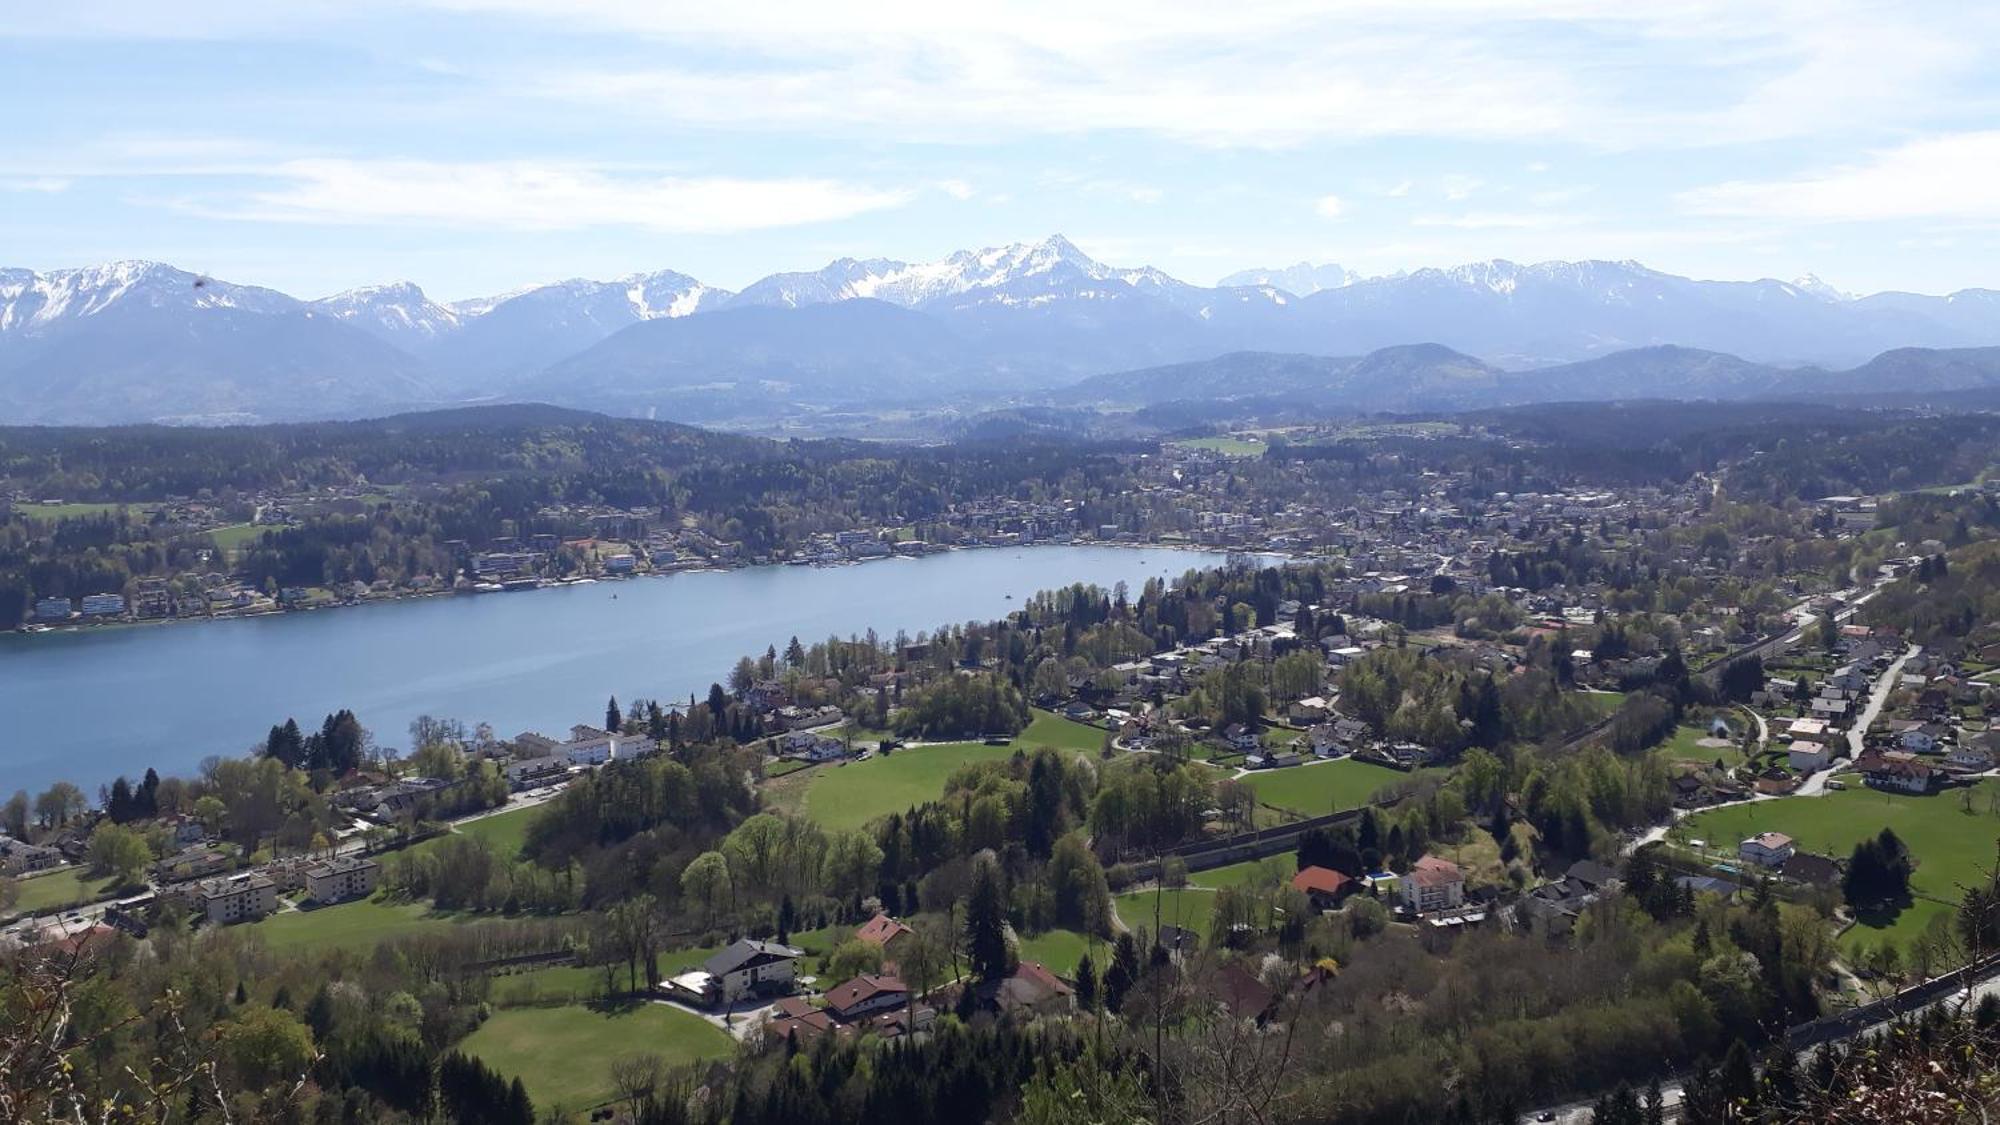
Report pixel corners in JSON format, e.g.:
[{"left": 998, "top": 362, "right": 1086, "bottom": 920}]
[{"left": 0, "top": 544, "right": 1241, "bottom": 795}]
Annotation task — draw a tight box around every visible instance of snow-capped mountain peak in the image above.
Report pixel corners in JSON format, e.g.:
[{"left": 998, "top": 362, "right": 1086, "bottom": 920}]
[
  {"left": 1790, "top": 274, "right": 1851, "bottom": 302},
  {"left": 314, "top": 281, "right": 463, "bottom": 345},
  {"left": 0, "top": 260, "right": 298, "bottom": 336}
]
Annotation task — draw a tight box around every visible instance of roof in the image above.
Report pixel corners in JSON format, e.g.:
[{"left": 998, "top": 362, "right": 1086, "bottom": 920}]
[
  {"left": 825, "top": 973, "right": 906, "bottom": 1014},
  {"left": 980, "top": 960, "right": 1073, "bottom": 1013},
  {"left": 1745, "top": 832, "right": 1794, "bottom": 850},
  {"left": 1290, "top": 866, "right": 1354, "bottom": 896},
  {"left": 703, "top": 938, "right": 803, "bottom": 977},
  {"left": 1407, "top": 855, "right": 1464, "bottom": 888},
  {"left": 855, "top": 913, "right": 913, "bottom": 947}
]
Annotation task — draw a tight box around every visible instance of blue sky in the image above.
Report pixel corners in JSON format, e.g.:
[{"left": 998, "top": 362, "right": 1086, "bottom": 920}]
[{"left": 5, "top": 1, "right": 1999, "bottom": 301}]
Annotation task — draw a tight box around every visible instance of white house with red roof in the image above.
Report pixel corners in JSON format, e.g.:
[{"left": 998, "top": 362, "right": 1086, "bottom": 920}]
[{"left": 1400, "top": 855, "right": 1465, "bottom": 915}]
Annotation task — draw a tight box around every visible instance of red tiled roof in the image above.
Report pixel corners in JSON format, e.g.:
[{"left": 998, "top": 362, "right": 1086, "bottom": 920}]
[
  {"left": 826, "top": 973, "right": 906, "bottom": 1014},
  {"left": 1408, "top": 855, "right": 1463, "bottom": 888},
  {"left": 855, "top": 913, "right": 913, "bottom": 947},
  {"left": 1291, "top": 866, "right": 1353, "bottom": 896}
]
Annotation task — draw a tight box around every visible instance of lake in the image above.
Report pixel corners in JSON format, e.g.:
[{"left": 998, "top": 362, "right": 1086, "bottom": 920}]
[{"left": 0, "top": 545, "right": 1242, "bottom": 795}]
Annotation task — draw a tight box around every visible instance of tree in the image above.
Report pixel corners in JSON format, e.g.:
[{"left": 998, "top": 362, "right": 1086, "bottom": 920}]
[
  {"left": 32, "top": 782, "right": 83, "bottom": 830},
  {"left": 610, "top": 1053, "right": 669, "bottom": 1119},
  {"left": 606, "top": 695, "right": 624, "bottom": 733},
  {"left": 409, "top": 739, "right": 466, "bottom": 782},
  {"left": 2, "top": 790, "right": 28, "bottom": 840},
  {"left": 218, "top": 1005, "right": 315, "bottom": 1090},
  {"left": 1074, "top": 954, "right": 1098, "bottom": 1011},
  {"left": 86, "top": 822, "right": 150, "bottom": 886},
  {"left": 1104, "top": 932, "right": 1140, "bottom": 1013},
  {"left": 827, "top": 939, "right": 885, "bottom": 982},
  {"left": 966, "top": 858, "right": 1013, "bottom": 982},
  {"left": 680, "top": 850, "right": 733, "bottom": 929}
]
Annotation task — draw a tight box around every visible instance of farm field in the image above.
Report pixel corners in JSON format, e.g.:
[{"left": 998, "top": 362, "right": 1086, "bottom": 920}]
[
  {"left": 13, "top": 502, "right": 138, "bottom": 522},
  {"left": 461, "top": 1002, "right": 732, "bottom": 1112},
  {"left": 1173, "top": 436, "right": 1267, "bottom": 458},
  {"left": 1241, "top": 758, "right": 1420, "bottom": 817},
  {"left": 1678, "top": 780, "right": 2000, "bottom": 953}
]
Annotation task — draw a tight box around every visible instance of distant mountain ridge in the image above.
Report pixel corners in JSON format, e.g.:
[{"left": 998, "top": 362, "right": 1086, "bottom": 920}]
[{"left": 4, "top": 238, "right": 2000, "bottom": 426}]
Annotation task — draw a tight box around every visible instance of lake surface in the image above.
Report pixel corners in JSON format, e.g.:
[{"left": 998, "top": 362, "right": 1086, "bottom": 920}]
[{"left": 0, "top": 546, "right": 1240, "bottom": 795}]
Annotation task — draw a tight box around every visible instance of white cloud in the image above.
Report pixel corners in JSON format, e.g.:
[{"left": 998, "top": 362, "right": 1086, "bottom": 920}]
[
  {"left": 1314, "top": 194, "right": 1345, "bottom": 219},
  {"left": 1679, "top": 131, "right": 2000, "bottom": 222},
  {"left": 935, "top": 178, "right": 976, "bottom": 201},
  {"left": 0, "top": 177, "right": 71, "bottom": 193},
  {"left": 1410, "top": 211, "right": 1589, "bottom": 230},
  {"left": 1440, "top": 174, "right": 1483, "bottom": 201},
  {"left": 182, "top": 159, "right": 913, "bottom": 232}
]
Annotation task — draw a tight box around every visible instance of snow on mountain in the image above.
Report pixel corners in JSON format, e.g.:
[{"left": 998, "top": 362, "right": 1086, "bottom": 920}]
[
  {"left": 0, "top": 260, "right": 297, "bottom": 337},
  {"left": 1218, "top": 262, "right": 1355, "bottom": 296},
  {"left": 1790, "top": 274, "right": 1851, "bottom": 302},
  {"left": 313, "top": 282, "right": 463, "bottom": 350}
]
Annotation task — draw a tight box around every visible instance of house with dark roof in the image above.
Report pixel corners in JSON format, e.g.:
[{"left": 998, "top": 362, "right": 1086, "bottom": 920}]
[
  {"left": 975, "top": 960, "right": 1074, "bottom": 1018},
  {"left": 855, "top": 913, "right": 913, "bottom": 953},
  {"left": 825, "top": 973, "right": 908, "bottom": 1022},
  {"left": 663, "top": 938, "right": 803, "bottom": 1007}
]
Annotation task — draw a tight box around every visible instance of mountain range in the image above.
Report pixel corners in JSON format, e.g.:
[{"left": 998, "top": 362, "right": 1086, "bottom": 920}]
[{"left": 3, "top": 236, "right": 2000, "bottom": 426}]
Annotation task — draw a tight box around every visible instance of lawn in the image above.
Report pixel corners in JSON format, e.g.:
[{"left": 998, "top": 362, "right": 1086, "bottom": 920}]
[
  {"left": 1016, "top": 928, "right": 1102, "bottom": 976},
  {"left": 1652, "top": 723, "right": 1747, "bottom": 769},
  {"left": 1174, "top": 436, "right": 1268, "bottom": 458},
  {"left": 4, "top": 867, "right": 121, "bottom": 919},
  {"left": 1677, "top": 780, "right": 2000, "bottom": 954},
  {"left": 207, "top": 523, "right": 264, "bottom": 552},
  {"left": 488, "top": 963, "right": 607, "bottom": 1008},
  {"left": 1187, "top": 857, "right": 1290, "bottom": 890},
  {"left": 13, "top": 502, "right": 137, "bottom": 523},
  {"left": 1241, "top": 759, "right": 1419, "bottom": 817},
  {"left": 787, "top": 741, "right": 1089, "bottom": 831},
  {"left": 1114, "top": 887, "right": 1216, "bottom": 943},
  {"left": 461, "top": 1003, "right": 733, "bottom": 1112},
  {"left": 1577, "top": 690, "right": 1626, "bottom": 716},
  {"left": 254, "top": 896, "right": 494, "bottom": 955},
  {"left": 456, "top": 804, "right": 543, "bottom": 858},
  {"left": 1021, "top": 709, "right": 1109, "bottom": 753}
]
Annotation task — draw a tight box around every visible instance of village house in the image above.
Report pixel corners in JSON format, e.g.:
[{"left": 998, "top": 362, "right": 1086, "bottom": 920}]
[
  {"left": 1518, "top": 860, "right": 1619, "bottom": 937},
  {"left": 1787, "top": 741, "right": 1832, "bottom": 773},
  {"left": 855, "top": 913, "right": 914, "bottom": 957},
  {"left": 974, "top": 960, "right": 1074, "bottom": 1018},
  {"left": 1855, "top": 752, "right": 1940, "bottom": 795},
  {"left": 825, "top": 973, "right": 908, "bottom": 1021},
  {"left": 665, "top": 938, "right": 803, "bottom": 1007},
  {"left": 0, "top": 835, "right": 63, "bottom": 875},
  {"left": 1738, "top": 832, "right": 1796, "bottom": 868},
  {"left": 1290, "top": 865, "right": 1356, "bottom": 911}
]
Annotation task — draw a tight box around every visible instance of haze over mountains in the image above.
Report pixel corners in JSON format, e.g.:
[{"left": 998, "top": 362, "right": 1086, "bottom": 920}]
[{"left": 3, "top": 236, "right": 2000, "bottom": 427}]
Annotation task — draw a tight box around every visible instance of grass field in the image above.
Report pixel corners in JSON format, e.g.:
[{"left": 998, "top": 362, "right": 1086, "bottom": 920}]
[
  {"left": 782, "top": 740, "right": 1093, "bottom": 831},
  {"left": 456, "top": 804, "right": 543, "bottom": 858},
  {"left": 1241, "top": 759, "right": 1418, "bottom": 817},
  {"left": 1578, "top": 690, "right": 1626, "bottom": 716},
  {"left": 1678, "top": 780, "right": 2000, "bottom": 953},
  {"left": 1021, "top": 710, "right": 1109, "bottom": 753},
  {"left": 1016, "top": 928, "right": 1100, "bottom": 976},
  {"left": 1174, "top": 436, "right": 1268, "bottom": 458},
  {"left": 253, "top": 897, "right": 493, "bottom": 954},
  {"left": 488, "top": 963, "right": 607, "bottom": 1007},
  {"left": 207, "top": 523, "right": 264, "bottom": 552},
  {"left": 3, "top": 867, "right": 121, "bottom": 919},
  {"left": 1653, "top": 723, "right": 1748, "bottom": 769},
  {"left": 13, "top": 502, "right": 136, "bottom": 523},
  {"left": 461, "top": 1003, "right": 733, "bottom": 1112},
  {"left": 1114, "top": 887, "right": 1216, "bottom": 943},
  {"left": 1188, "top": 857, "right": 1289, "bottom": 890}
]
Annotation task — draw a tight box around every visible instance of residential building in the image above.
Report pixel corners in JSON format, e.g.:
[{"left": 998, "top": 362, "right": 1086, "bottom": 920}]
[
  {"left": 33, "top": 596, "right": 73, "bottom": 620},
  {"left": 1738, "top": 832, "right": 1796, "bottom": 868},
  {"left": 975, "top": 960, "right": 1074, "bottom": 1018},
  {"left": 303, "top": 856, "right": 379, "bottom": 903},
  {"left": 80, "top": 593, "right": 126, "bottom": 616},
  {"left": 855, "top": 913, "right": 913, "bottom": 955},
  {"left": 665, "top": 939, "right": 803, "bottom": 1007},
  {"left": 1290, "top": 865, "right": 1355, "bottom": 910},
  {"left": 1400, "top": 855, "right": 1465, "bottom": 915},
  {"left": 825, "top": 973, "right": 908, "bottom": 1021},
  {"left": 198, "top": 874, "right": 277, "bottom": 925},
  {"left": 1787, "top": 741, "right": 1831, "bottom": 773}
]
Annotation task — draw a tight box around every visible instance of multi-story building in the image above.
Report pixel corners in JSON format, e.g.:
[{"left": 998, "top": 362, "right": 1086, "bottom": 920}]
[{"left": 304, "top": 856, "right": 379, "bottom": 904}]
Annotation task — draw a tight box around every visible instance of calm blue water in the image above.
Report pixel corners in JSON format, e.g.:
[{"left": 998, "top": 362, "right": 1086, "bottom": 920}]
[{"left": 0, "top": 546, "right": 1236, "bottom": 795}]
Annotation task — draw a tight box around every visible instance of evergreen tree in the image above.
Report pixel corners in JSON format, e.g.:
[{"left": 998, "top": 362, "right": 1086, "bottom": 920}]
[
  {"left": 965, "top": 860, "right": 1012, "bottom": 982},
  {"left": 606, "top": 696, "right": 623, "bottom": 733},
  {"left": 1074, "top": 954, "right": 1098, "bottom": 1011}
]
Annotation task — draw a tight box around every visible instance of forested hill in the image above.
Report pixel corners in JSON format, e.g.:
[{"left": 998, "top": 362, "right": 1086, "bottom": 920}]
[{"left": 0, "top": 405, "right": 784, "bottom": 499}]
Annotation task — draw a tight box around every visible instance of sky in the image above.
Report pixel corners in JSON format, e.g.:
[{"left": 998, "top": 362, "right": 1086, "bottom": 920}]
[{"left": 4, "top": 1, "right": 1999, "bottom": 302}]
